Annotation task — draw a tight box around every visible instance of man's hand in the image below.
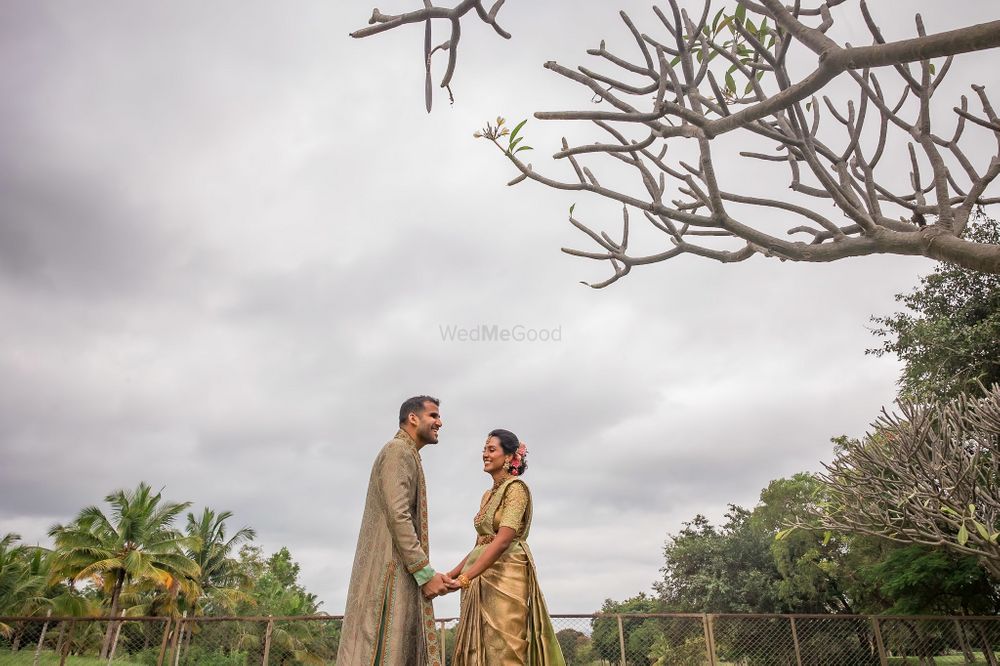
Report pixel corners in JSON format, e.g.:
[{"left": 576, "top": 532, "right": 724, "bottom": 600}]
[{"left": 421, "top": 573, "right": 451, "bottom": 599}]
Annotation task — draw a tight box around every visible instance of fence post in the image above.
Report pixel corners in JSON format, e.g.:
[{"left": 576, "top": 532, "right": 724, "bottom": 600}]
[
  {"left": 32, "top": 609, "right": 52, "bottom": 666},
  {"left": 262, "top": 615, "right": 274, "bottom": 666},
  {"left": 156, "top": 617, "right": 174, "bottom": 666},
  {"left": 616, "top": 614, "right": 627, "bottom": 666},
  {"left": 870, "top": 617, "right": 888, "bottom": 666},
  {"left": 438, "top": 619, "right": 446, "bottom": 660},
  {"left": 789, "top": 616, "right": 803, "bottom": 666},
  {"left": 172, "top": 611, "right": 186, "bottom": 666},
  {"left": 701, "top": 614, "right": 717, "bottom": 666}
]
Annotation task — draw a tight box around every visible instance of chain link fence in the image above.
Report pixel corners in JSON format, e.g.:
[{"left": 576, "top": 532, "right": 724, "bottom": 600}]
[{"left": 2, "top": 613, "right": 998, "bottom": 664}]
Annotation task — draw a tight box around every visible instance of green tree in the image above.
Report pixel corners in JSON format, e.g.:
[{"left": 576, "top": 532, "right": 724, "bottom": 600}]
[
  {"left": 0, "top": 534, "right": 49, "bottom": 637},
  {"left": 859, "top": 545, "right": 999, "bottom": 615},
  {"left": 48, "top": 482, "right": 200, "bottom": 658},
  {"left": 870, "top": 211, "right": 1000, "bottom": 401},
  {"left": 555, "top": 628, "right": 592, "bottom": 666},
  {"left": 656, "top": 508, "right": 782, "bottom": 614},
  {"left": 230, "top": 545, "right": 337, "bottom": 664},
  {"left": 237, "top": 546, "right": 319, "bottom": 617},
  {"left": 185, "top": 508, "right": 256, "bottom": 616},
  {"left": 591, "top": 594, "right": 663, "bottom": 666},
  {"left": 755, "top": 474, "right": 855, "bottom": 614}
]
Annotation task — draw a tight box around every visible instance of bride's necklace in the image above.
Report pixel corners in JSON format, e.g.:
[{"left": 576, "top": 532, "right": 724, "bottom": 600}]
[{"left": 475, "top": 474, "right": 511, "bottom": 525}]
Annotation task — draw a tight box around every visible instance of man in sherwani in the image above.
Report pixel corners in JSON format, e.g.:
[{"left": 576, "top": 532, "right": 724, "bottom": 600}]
[{"left": 337, "top": 395, "right": 452, "bottom": 666}]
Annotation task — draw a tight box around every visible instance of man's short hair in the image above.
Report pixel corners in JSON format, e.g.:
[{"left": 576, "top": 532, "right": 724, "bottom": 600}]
[{"left": 399, "top": 395, "right": 440, "bottom": 426}]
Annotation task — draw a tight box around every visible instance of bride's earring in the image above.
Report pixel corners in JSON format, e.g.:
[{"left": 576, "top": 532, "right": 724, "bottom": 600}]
[{"left": 503, "top": 459, "right": 511, "bottom": 472}]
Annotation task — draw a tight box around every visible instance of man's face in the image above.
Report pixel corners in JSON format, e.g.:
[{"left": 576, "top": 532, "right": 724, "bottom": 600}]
[{"left": 411, "top": 401, "right": 442, "bottom": 445}]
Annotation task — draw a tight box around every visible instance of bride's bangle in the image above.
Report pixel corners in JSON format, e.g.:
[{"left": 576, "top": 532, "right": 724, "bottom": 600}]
[{"left": 457, "top": 574, "right": 472, "bottom": 589}]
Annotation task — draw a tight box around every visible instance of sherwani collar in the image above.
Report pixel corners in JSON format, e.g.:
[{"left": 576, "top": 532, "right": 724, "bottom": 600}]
[{"left": 394, "top": 428, "right": 421, "bottom": 453}]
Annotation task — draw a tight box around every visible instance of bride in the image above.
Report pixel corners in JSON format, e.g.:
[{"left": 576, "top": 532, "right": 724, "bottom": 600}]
[{"left": 446, "top": 429, "right": 566, "bottom": 665}]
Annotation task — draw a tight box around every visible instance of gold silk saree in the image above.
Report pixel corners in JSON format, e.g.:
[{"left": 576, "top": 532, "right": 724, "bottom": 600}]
[{"left": 452, "top": 478, "right": 566, "bottom": 666}]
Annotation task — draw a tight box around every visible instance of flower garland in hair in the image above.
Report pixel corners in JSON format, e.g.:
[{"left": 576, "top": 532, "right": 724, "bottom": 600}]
[{"left": 509, "top": 442, "right": 528, "bottom": 476}]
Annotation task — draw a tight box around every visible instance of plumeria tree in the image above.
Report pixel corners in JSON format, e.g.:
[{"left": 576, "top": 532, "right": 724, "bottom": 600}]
[
  {"left": 813, "top": 384, "right": 1000, "bottom": 579},
  {"left": 356, "top": 1, "right": 1000, "bottom": 285}
]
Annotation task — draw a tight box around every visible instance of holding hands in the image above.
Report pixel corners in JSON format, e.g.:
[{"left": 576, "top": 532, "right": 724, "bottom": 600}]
[
  {"left": 421, "top": 573, "right": 457, "bottom": 600},
  {"left": 445, "top": 574, "right": 469, "bottom": 592},
  {"left": 420, "top": 570, "right": 474, "bottom": 599}
]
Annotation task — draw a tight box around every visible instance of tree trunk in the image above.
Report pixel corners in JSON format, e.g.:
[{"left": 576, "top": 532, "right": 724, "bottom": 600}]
[
  {"left": 976, "top": 622, "right": 999, "bottom": 666},
  {"left": 55, "top": 621, "right": 66, "bottom": 657},
  {"left": 100, "top": 570, "right": 125, "bottom": 660}
]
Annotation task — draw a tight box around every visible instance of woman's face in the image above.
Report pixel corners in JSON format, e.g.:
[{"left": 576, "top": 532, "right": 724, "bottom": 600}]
[{"left": 482, "top": 436, "right": 509, "bottom": 475}]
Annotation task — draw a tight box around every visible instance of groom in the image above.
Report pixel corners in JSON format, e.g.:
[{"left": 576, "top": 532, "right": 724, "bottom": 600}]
[{"left": 336, "top": 396, "right": 452, "bottom": 666}]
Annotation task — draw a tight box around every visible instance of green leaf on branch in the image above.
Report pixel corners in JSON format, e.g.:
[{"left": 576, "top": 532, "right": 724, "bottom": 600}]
[
  {"left": 569, "top": 203, "right": 576, "bottom": 216},
  {"left": 958, "top": 523, "right": 969, "bottom": 545},
  {"left": 509, "top": 118, "right": 527, "bottom": 144},
  {"left": 712, "top": 8, "right": 725, "bottom": 31}
]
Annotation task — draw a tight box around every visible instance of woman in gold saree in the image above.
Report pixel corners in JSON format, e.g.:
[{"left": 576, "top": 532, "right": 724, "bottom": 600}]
[{"left": 446, "top": 429, "right": 565, "bottom": 665}]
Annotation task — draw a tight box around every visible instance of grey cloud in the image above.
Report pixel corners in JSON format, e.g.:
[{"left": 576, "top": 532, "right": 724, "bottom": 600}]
[{"left": 1, "top": 0, "right": 997, "bottom": 617}]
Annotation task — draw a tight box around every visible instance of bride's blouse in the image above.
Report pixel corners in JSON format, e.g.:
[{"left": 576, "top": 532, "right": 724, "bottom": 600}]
[{"left": 475, "top": 481, "right": 530, "bottom": 541}]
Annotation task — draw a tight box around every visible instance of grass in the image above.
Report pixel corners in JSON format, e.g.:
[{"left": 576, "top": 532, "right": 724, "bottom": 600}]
[
  {"left": 0, "top": 649, "right": 102, "bottom": 664},
  {"left": 887, "top": 652, "right": 1000, "bottom": 664},
  {"left": 0, "top": 648, "right": 151, "bottom": 664}
]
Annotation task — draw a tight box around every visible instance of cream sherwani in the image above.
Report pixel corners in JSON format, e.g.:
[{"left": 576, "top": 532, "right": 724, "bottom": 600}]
[{"left": 336, "top": 429, "right": 443, "bottom": 666}]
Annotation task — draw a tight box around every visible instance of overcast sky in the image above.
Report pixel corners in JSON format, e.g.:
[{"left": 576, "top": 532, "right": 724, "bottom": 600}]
[{"left": 1, "top": 1, "right": 998, "bottom": 618}]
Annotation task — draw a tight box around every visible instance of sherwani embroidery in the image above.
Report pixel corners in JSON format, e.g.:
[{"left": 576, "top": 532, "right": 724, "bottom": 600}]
[{"left": 337, "top": 430, "right": 443, "bottom": 666}]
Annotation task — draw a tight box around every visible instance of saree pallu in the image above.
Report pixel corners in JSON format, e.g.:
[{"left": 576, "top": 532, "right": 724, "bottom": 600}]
[{"left": 452, "top": 541, "right": 565, "bottom": 665}]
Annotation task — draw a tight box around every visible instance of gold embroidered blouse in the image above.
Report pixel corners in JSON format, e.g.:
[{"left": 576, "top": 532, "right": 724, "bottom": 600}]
[{"left": 474, "top": 479, "right": 530, "bottom": 543}]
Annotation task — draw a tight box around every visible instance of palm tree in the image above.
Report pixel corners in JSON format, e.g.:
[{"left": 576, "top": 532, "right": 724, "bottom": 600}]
[
  {"left": 47, "top": 482, "right": 201, "bottom": 658},
  {"left": 0, "top": 533, "right": 49, "bottom": 640},
  {"left": 185, "top": 508, "right": 256, "bottom": 615}
]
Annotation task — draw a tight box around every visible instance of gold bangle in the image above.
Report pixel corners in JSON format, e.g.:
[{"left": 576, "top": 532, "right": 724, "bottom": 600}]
[{"left": 457, "top": 574, "right": 471, "bottom": 589}]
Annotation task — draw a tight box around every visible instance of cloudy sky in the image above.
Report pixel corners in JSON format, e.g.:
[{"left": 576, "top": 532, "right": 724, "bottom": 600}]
[{"left": 1, "top": 1, "right": 998, "bottom": 618}]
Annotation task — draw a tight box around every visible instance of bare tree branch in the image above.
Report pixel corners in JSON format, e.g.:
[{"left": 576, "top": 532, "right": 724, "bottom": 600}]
[
  {"left": 351, "top": 0, "right": 512, "bottom": 112},
  {"left": 471, "top": 1, "right": 1000, "bottom": 285},
  {"left": 356, "top": 1, "right": 1000, "bottom": 282}
]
